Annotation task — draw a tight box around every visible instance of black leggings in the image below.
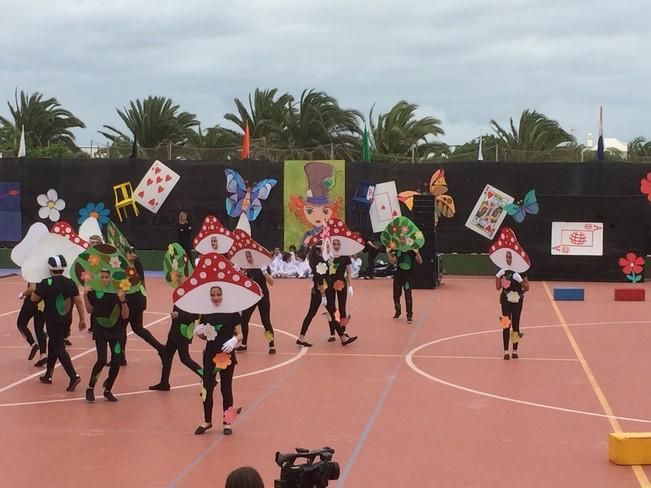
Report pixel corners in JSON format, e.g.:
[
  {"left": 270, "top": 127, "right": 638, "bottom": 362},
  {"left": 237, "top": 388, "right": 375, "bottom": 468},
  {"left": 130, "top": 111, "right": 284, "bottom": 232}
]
[
  {"left": 501, "top": 298, "right": 524, "bottom": 350},
  {"left": 393, "top": 274, "right": 413, "bottom": 318},
  {"left": 89, "top": 330, "right": 123, "bottom": 390},
  {"left": 159, "top": 334, "right": 202, "bottom": 385},
  {"left": 16, "top": 299, "right": 46, "bottom": 352},
  {"left": 241, "top": 293, "right": 274, "bottom": 347},
  {"left": 202, "top": 342, "right": 235, "bottom": 424},
  {"left": 45, "top": 321, "right": 77, "bottom": 380},
  {"left": 300, "top": 289, "right": 346, "bottom": 337},
  {"left": 326, "top": 287, "right": 348, "bottom": 336},
  {"left": 124, "top": 307, "right": 163, "bottom": 354}
]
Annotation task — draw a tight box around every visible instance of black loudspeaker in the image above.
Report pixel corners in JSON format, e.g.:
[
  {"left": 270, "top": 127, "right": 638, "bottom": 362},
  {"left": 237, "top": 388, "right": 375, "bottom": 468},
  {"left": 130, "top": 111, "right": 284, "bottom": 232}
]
[
  {"left": 412, "top": 230, "right": 438, "bottom": 289},
  {"left": 412, "top": 195, "right": 435, "bottom": 231}
]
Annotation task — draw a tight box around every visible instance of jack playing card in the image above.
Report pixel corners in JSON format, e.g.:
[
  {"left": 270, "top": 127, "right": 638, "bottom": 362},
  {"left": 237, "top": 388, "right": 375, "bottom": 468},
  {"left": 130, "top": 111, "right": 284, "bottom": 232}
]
[{"left": 134, "top": 160, "right": 180, "bottom": 214}]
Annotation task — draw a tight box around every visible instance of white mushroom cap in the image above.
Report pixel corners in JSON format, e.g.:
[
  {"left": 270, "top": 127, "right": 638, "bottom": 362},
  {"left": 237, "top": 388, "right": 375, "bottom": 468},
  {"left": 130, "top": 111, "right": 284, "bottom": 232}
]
[
  {"left": 78, "top": 216, "right": 103, "bottom": 243},
  {"left": 488, "top": 227, "right": 531, "bottom": 272},
  {"left": 173, "top": 253, "right": 262, "bottom": 313},
  {"left": 227, "top": 229, "right": 272, "bottom": 269},
  {"left": 21, "top": 221, "right": 89, "bottom": 282},
  {"left": 11, "top": 222, "right": 49, "bottom": 267},
  {"left": 193, "top": 215, "right": 234, "bottom": 255}
]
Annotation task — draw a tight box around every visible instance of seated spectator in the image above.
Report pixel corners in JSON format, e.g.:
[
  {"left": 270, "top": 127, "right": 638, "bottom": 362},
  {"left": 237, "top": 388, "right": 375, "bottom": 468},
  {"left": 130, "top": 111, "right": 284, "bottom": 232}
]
[
  {"left": 269, "top": 248, "right": 283, "bottom": 277},
  {"left": 277, "top": 252, "right": 298, "bottom": 278},
  {"left": 295, "top": 250, "right": 311, "bottom": 278},
  {"left": 225, "top": 466, "right": 264, "bottom": 488},
  {"left": 350, "top": 253, "right": 362, "bottom": 279}
]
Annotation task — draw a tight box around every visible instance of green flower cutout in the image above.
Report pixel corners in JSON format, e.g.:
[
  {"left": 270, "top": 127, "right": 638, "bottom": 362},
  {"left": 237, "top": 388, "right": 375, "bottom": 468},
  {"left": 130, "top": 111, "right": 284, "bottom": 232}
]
[
  {"left": 71, "top": 243, "right": 141, "bottom": 294},
  {"left": 163, "top": 242, "right": 194, "bottom": 288},
  {"left": 381, "top": 216, "right": 425, "bottom": 252}
]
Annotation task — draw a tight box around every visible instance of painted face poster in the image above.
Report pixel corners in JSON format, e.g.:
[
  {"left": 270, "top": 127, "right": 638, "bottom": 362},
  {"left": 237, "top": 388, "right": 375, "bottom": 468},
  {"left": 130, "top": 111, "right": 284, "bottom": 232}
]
[
  {"left": 284, "top": 160, "right": 345, "bottom": 250},
  {"left": 0, "top": 182, "right": 21, "bottom": 241}
]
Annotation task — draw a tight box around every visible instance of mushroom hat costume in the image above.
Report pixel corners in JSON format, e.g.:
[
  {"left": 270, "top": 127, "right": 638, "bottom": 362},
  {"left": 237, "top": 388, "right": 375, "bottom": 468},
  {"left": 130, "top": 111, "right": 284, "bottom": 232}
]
[
  {"left": 173, "top": 253, "right": 263, "bottom": 314},
  {"left": 307, "top": 218, "right": 365, "bottom": 257},
  {"left": 193, "top": 215, "right": 234, "bottom": 255},
  {"left": 488, "top": 227, "right": 531, "bottom": 273},
  {"left": 227, "top": 229, "right": 272, "bottom": 269}
]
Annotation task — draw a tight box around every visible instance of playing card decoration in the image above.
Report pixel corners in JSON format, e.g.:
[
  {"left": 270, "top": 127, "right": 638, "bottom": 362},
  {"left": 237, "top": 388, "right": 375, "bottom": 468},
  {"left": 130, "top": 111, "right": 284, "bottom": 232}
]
[
  {"left": 163, "top": 242, "right": 194, "bottom": 288},
  {"left": 173, "top": 253, "right": 263, "bottom": 314},
  {"left": 225, "top": 169, "right": 277, "bottom": 221},
  {"left": 369, "top": 181, "right": 401, "bottom": 233},
  {"left": 133, "top": 160, "right": 180, "bottom": 214},
  {"left": 71, "top": 243, "right": 142, "bottom": 294},
  {"left": 465, "top": 184, "right": 514, "bottom": 239},
  {"left": 380, "top": 216, "right": 425, "bottom": 253},
  {"left": 550, "top": 222, "right": 603, "bottom": 256}
]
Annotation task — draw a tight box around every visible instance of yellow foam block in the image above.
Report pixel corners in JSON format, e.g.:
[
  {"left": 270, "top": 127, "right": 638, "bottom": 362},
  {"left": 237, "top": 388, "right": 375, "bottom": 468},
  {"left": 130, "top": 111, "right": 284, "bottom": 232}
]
[{"left": 608, "top": 433, "right": 651, "bottom": 465}]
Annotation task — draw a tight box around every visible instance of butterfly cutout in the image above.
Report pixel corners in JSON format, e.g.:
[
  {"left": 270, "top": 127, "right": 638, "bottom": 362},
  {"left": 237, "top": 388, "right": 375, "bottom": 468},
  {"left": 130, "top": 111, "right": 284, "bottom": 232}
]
[
  {"left": 225, "top": 169, "right": 277, "bottom": 221},
  {"left": 504, "top": 189, "right": 539, "bottom": 223}
]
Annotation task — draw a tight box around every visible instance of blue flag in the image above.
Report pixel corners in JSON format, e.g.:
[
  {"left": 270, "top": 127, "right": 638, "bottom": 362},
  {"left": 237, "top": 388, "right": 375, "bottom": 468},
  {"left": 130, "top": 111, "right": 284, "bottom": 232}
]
[{"left": 597, "top": 106, "right": 605, "bottom": 161}]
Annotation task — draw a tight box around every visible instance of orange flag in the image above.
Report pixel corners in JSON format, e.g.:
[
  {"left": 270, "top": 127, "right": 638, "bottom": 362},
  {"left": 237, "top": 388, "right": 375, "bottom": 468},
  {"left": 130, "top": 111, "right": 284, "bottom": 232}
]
[{"left": 241, "top": 122, "right": 250, "bottom": 159}]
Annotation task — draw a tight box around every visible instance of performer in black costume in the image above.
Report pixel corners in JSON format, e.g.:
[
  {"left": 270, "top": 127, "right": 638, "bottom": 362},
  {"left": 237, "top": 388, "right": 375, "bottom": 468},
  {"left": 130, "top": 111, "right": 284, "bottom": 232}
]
[
  {"left": 16, "top": 282, "right": 46, "bottom": 363},
  {"left": 387, "top": 248, "right": 422, "bottom": 323},
  {"left": 326, "top": 238, "right": 353, "bottom": 342}
]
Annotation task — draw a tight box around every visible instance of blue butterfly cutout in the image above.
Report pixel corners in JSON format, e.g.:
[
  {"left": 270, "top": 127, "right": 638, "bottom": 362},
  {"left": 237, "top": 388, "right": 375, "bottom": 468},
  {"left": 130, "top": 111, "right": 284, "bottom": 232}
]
[
  {"left": 504, "top": 189, "right": 539, "bottom": 223},
  {"left": 225, "top": 169, "right": 277, "bottom": 221}
]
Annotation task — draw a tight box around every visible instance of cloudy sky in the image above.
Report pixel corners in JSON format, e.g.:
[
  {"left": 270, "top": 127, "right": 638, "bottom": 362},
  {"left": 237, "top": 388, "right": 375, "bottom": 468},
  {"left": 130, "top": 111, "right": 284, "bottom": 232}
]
[{"left": 2, "top": 0, "right": 648, "bottom": 149}]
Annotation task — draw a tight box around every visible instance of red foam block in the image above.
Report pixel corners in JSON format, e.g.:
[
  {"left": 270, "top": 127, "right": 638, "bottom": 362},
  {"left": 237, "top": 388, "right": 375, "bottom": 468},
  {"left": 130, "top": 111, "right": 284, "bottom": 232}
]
[{"left": 614, "top": 288, "right": 646, "bottom": 301}]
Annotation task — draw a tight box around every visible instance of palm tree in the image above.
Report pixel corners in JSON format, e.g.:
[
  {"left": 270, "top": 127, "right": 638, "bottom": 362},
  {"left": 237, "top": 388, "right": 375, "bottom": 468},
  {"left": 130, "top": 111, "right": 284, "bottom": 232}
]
[
  {"left": 281, "top": 89, "right": 363, "bottom": 159},
  {"left": 369, "top": 101, "right": 446, "bottom": 162},
  {"left": 448, "top": 134, "right": 500, "bottom": 161},
  {"left": 489, "top": 109, "right": 575, "bottom": 161},
  {"left": 180, "top": 124, "right": 241, "bottom": 159},
  {"left": 224, "top": 88, "right": 293, "bottom": 142},
  {"left": 100, "top": 96, "right": 200, "bottom": 149},
  {"left": 0, "top": 90, "right": 85, "bottom": 151},
  {"left": 628, "top": 137, "right": 651, "bottom": 162}
]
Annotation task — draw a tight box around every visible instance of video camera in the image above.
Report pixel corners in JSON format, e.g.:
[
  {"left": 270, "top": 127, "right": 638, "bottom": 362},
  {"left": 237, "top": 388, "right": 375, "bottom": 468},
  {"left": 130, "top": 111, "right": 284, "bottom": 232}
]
[{"left": 274, "top": 447, "right": 340, "bottom": 488}]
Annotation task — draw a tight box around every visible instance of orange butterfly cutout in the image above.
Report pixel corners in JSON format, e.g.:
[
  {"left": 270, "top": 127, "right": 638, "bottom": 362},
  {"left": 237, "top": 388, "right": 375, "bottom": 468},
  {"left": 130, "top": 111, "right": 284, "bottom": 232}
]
[{"left": 398, "top": 169, "right": 456, "bottom": 219}]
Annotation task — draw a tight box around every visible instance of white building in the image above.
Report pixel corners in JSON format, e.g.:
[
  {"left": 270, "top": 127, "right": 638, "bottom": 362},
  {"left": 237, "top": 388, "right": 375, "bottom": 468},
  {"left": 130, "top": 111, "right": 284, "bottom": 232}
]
[{"left": 586, "top": 133, "right": 628, "bottom": 153}]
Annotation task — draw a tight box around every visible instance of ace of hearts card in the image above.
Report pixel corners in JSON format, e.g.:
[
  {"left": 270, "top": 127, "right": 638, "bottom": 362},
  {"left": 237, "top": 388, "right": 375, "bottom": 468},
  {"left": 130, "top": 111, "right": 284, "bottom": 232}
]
[{"left": 134, "top": 160, "right": 180, "bottom": 214}]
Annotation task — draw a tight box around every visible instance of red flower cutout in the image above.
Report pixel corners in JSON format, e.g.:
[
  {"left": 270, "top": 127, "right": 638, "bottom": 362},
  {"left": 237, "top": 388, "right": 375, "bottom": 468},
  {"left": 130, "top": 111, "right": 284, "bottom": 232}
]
[
  {"left": 641, "top": 173, "right": 651, "bottom": 201},
  {"left": 619, "top": 253, "right": 645, "bottom": 275}
]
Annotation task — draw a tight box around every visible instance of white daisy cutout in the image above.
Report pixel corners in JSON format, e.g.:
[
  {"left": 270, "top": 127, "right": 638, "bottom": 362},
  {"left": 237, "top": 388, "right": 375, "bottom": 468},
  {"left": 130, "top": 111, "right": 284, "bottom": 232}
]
[
  {"left": 37, "top": 189, "right": 65, "bottom": 222},
  {"left": 194, "top": 323, "right": 218, "bottom": 341},
  {"left": 506, "top": 291, "right": 521, "bottom": 304}
]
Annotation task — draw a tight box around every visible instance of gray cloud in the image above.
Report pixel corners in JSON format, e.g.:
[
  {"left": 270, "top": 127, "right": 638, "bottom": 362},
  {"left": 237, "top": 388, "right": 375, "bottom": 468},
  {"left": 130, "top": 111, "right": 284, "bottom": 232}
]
[{"left": 1, "top": 0, "right": 649, "bottom": 149}]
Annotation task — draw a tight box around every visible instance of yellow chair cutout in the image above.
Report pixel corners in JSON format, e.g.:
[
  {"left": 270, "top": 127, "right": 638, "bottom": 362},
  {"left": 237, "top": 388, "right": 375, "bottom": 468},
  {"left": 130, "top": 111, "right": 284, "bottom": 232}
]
[{"left": 113, "top": 182, "right": 139, "bottom": 222}]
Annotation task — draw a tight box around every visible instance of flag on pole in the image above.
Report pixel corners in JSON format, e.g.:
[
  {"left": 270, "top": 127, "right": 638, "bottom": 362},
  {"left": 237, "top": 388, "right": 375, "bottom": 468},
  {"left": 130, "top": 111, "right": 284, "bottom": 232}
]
[
  {"left": 361, "top": 126, "right": 371, "bottom": 161},
  {"left": 477, "top": 136, "right": 484, "bottom": 161},
  {"left": 241, "top": 122, "right": 250, "bottom": 159},
  {"left": 17, "top": 125, "right": 26, "bottom": 158},
  {"left": 597, "top": 106, "right": 605, "bottom": 161}
]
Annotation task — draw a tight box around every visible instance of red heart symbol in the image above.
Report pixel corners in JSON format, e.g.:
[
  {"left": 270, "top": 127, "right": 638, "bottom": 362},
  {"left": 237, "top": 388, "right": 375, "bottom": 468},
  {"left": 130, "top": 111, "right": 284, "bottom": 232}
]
[
  {"left": 148, "top": 198, "right": 156, "bottom": 207},
  {"left": 157, "top": 186, "right": 165, "bottom": 193},
  {"left": 381, "top": 205, "right": 386, "bottom": 210},
  {"left": 156, "top": 176, "right": 163, "bottom": 184},
  {"left": 138, "top": 191, "right": 145, "bottom": 198},
  {"left": 392, "top": 210, "right": 398, "bottom": 216},
  {"left": 487, "top": 191, "right": 494, "bottom": 198},
  {"left": 146, "top": 178, "right": 153, "bottom": 186},
  {"left": 165, "top": 175, "right": 172, "bottom": 182},
  {"left": 154, "top": 166, "right": 162, "bottom": 174}
]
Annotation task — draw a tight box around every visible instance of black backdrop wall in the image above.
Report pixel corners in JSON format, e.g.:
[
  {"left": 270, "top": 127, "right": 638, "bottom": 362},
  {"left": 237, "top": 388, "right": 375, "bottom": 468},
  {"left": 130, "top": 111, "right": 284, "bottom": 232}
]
[{"left": 2, "top": 158, "right": 649, "bottom": 281}]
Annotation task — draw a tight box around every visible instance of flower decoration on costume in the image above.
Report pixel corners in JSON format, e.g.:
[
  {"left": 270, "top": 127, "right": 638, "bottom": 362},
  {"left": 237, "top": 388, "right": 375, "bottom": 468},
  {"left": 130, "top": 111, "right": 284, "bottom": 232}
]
[
  {"left": 78, "top": 202, "right": 111, "bottom": 226},
  {"left": 316, "top": 262, "right": 327, "bottom": 275},
  {"left": 200, "top": 385, "right": 207, "bottom": 401},
  {"left": 37, "top": 189, "right": 66, "bottom": 222},
  {"left": 223, "top": 406, "right": 242, "bottom": 424},
  {"left": 500, "top": 276, "right": 511, "bottom": 289},
  {"left": 213, "top": 352, "right": 232, "bottom": 370},
  {"left": 510, "top": 331, "right": 523, "bottom": 343},
  {"left": 70, "top": 243, "right": 139, "bottom": 294},
  {"left": 88, "top": 254, "right": 101, "bottom": 266},
  {"left": 380, "top": 216, "right": 425, "bottom": 252},
  {"left": 506, "top": 291, "right": 521, "bottom": 303},
  {"left": 640, "top": 173, "right": 651, "bottom": 201},
  {"left": 163, "top": 242, "right": 193, "bottom": 288},
  {"left": 264, "top": 330, "right": 274, "bottom": 343},
  {"left": 118, "top": 279, "right": 131, "bottom": 292},
  {"left": 619, "top": 252, "right": 645, "bottom": 283},
  {"left": 109, "top": 256, "right": 121, "bottom": 268},
  {"left": 194, "top": 323, "right": 218, "bottom": 341},
  {"left": 333, "top": 280, "right": 345, "bottom": 291},
  {"left": 500, "top": 316, "right": 511, "bottom": 329}
]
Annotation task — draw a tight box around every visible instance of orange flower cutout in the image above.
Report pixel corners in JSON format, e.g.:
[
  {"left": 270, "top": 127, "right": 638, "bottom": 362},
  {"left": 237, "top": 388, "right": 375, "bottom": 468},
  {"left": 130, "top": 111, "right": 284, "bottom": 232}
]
[
  {"left": 333, "top": 280, "right": 345, "bottom": 291},
  {"left": 213, "top": 352, "right": 232, "bottom": 370},
  {"left": 500, "top": 315, "right": 511, "bottom": 329}
]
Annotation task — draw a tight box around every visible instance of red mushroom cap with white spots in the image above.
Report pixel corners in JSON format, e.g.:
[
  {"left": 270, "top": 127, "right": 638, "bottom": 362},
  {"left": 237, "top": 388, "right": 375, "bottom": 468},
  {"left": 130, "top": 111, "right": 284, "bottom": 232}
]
[
  {"left": 173, "top": 253, "right": 262, "bottom": 314},
  {"left": 488, "top": 227, "right": 531, "bottom": 272},
  {"left": 51, "top": 221, "right": 89, "bottom": 249},
  {"left": 227, "top": 229, "right": 272, "bottom": 269},
  {"left": 308, "top": 219, "right": 364, "bottom": 257},
  {"left": 193, "top": 215, "right": 234, "bottom": 255}
]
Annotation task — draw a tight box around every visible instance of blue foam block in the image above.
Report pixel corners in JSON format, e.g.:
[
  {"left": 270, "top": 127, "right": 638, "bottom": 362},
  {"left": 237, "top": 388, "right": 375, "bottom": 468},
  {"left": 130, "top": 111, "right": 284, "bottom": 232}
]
[{"left": 553, "top": 288, "right": 585, "bottom": 301}]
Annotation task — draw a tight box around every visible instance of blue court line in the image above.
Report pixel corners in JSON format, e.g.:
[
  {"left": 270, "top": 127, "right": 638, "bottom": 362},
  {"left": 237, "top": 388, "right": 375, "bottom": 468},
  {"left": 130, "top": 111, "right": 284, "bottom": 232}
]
[
  {"left": 167, "top": 353, "right": 304, "bottom": 487},
  {"left": 337, "top": 290, "right": 436, "bottom": 487}
]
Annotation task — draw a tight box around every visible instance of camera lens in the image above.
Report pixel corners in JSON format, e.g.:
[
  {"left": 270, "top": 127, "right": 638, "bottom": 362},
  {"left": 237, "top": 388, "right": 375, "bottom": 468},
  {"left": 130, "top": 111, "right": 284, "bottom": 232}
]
[{"left": 327, "top": 461, "right": 340, "bottom": 480}]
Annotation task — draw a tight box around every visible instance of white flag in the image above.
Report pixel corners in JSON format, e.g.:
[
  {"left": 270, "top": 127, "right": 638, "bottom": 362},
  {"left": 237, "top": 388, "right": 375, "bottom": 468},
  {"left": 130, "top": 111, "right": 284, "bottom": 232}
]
[
  {"left": 17, "top": 125, "right": 26, "bottom": 157},
  {"left": 477, "top": 136, "right": 483, "bottom": 161}
]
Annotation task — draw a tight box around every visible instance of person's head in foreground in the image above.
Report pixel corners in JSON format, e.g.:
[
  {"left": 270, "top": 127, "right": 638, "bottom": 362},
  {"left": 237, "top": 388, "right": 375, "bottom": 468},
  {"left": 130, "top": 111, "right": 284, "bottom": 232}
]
[
  {"left": 48, "top": 255, "right": 67, "bottom": 275},
  {"left": 225, "top": 466, "right": 264, "bottom": 488}
]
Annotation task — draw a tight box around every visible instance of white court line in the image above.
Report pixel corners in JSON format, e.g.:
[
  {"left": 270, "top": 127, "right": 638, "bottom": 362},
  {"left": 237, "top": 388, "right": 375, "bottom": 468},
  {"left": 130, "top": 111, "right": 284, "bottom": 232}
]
[
  {"left": 0, "top": 315, "right": 169, "bottom": 394},
  {"left": 405, "top": 322, "right": 651, "bottom": 424},
  {"left": 0, "top": 308, "right": 20, "bottom": 318},
  {"left": 0, "top": 324, "right": 307, "bottom": 407}
]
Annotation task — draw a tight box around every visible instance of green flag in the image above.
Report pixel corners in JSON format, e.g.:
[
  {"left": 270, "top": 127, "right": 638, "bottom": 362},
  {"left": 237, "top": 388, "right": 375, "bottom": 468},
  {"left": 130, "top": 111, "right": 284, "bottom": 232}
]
[{"left": 361, "top": 126, "right": 371, "bottom": 162}]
